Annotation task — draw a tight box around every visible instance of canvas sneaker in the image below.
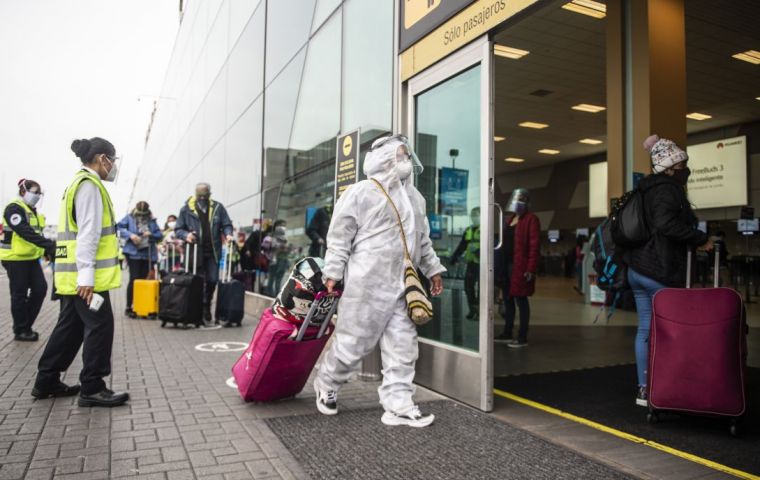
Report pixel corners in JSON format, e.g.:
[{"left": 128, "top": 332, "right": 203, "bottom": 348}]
[
  {"left": 636, "top": 385, "right": 648, "bottom": 407},
  {"left": 314, "top": 381, "right": 338, "bottom": 416},
  {"left": 381, "top": 406, "right": 435, "bottom": 428}
]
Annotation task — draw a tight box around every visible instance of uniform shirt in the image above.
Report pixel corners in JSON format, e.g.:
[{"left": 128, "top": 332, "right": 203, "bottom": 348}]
[{"left": 74, "top": 167, "right": 104, "bottom": 287}]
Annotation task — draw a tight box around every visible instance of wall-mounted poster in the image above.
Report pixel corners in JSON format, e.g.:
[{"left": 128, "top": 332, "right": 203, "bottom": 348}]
[
  {"left": 687, "top": 136, "right": 747, "bottom": 209},
  {"left": 439, "top": 167, "right": 469, "bottom": 216}
]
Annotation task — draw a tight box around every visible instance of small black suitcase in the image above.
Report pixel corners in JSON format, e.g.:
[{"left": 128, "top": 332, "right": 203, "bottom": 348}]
[
  {"left": 159, "top": 244, "right": 204, "bottom": 328},
  {"left": 215, "top": 241, "right": 245, "bottom": 326}
]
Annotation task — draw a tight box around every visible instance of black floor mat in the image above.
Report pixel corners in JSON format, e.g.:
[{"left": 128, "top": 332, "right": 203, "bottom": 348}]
[
  {"left": 265, "top": 401, "right": 635, "bottom": 480},
  {"left": 495, "top": 365, "right": 760, "bottom": 475}
]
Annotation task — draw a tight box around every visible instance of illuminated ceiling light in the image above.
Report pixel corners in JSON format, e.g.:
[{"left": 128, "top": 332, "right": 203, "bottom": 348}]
[
  {"left": 572, "top": 103, "right": 606, "bottom": 113},
  {"left": 562, "top": 0, "right": 606, "bottom": 19},
  {"left": 580, "top": 138, "right": 603, "bottom": 145},
  {"left": 539, "top": 149, "right": 560, "bottom": 155},
  {"left": 505, "top": 157, "right": 525, "bottom": 163},
  {"left": 756, "top": 97, "right": 760, "bottom": 101},
  {"left": 686, "top": 112, "right": 712, "bottom": 121},
  {"left": 494, "top": 136, "right": 506, "bottom": 142},
  {"left": 519, "top": 121, "right": 549, "bottom": 129},
  {"left": 494, "top": 44, "right": 530, "bottom": 59},
  {"left": 732, "top": 50, "right": 760, "bottom": 65}
]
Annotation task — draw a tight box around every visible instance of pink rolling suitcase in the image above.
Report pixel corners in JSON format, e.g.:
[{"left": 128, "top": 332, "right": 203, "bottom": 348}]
[
  {"left": 232, "top": 292, "right": 340, "bottom": 402},
  {"left": 647, "top": 248, "right": 747, "bottom": 435}
]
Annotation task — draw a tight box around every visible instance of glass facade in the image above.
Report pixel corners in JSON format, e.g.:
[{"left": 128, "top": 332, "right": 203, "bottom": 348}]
[{"left": 134, "top": 0, "right": 393, "bottom": 293}]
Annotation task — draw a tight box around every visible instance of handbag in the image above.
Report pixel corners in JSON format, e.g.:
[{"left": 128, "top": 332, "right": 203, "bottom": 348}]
[{"left": 370, "top": 179, "right": 434, "bottom": 326}]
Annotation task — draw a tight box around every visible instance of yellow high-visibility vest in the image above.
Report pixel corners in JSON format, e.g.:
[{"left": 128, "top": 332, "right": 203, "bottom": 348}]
[
  {"left": 0, "top": 200, "right": 46, "bottom": 261},
  {"left": 54, "top": 170, "right": 121, "bottom": 294}
]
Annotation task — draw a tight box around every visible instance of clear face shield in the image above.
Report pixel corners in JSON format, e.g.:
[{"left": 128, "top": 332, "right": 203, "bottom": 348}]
[
  {"left": 370, "top": 134, "right": 424, "bottom": 175},
  {"left": 507, "top": 188, "right": 530, "bottom": 214}
]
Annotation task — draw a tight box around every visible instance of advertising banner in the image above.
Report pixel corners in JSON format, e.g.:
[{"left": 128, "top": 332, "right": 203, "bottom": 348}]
[
  {"left": 686, "top": 136, "right": 747, "bottom": 209},
  {"left": 439, "top": 167, "right": 469, "bottom": 216}
]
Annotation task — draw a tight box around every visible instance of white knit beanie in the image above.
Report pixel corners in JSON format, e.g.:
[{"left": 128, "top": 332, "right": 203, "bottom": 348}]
[{"left": 644, "top": 134, "right": 688, "bottom": 173}]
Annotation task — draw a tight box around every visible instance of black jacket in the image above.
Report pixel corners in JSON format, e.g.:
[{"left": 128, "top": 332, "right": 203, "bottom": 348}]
[
  {"left": 626, "top": 174, "right": 708, "bottom": 287},
  {"left": 2, "top": 202, "right": 55, "bottom": 257}
]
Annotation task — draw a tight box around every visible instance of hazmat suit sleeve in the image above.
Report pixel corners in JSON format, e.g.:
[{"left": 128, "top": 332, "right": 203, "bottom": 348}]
[
  {"left": 322, "top": 187, "right": 359, "bottom": 282},
  {"left": 417, "top": 202, "right": 446, "bottom": 279}
]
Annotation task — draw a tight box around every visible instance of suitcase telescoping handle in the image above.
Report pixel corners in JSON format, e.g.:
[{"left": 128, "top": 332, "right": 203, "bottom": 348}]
[
  {"left": 295, "top": 291, "right": 342, "bottom": 342},
  {"left": 184, "top": 242, "right": 198, "bottom": 275},
  {"left": 223, "top": 238, "right": 234, "bottom": 283},
  {"left": 686, "top": 243, "right": 720, "bottom": 289}
]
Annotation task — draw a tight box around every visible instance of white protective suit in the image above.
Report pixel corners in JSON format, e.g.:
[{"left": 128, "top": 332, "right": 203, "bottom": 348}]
[{"left": 315, "top": 136, "right": 446, "bottom": 415}]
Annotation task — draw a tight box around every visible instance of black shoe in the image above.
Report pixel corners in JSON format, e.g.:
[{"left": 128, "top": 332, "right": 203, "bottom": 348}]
[
  {"left": 15, "top": 331, "right": 39, "bottom": 342},
  {"left": 32, "top": 381, "right": 81, "bottom": 399},
  {"left": 125, "top": 308, "right": 137, "bottom": 319},
  {"left": 78, "top": 389, "right": 130, "bottom": 408},
  {"left": 204, "top": 308, "right": 212, "bottom": 322},
  {"left": 494, "top": 333, "right": 513, "bottom": 343}
]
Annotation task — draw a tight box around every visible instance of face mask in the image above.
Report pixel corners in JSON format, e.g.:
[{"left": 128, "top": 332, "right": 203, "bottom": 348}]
[
  {"left": 672, "top": 167, "right": 691, "bottom": 186},
  {"left": 275, "top": 226, "right": 287, "bottom": 237},
  {"left": 22, "top": 191, "right": 42, "bottom": 207},
  {"left": 104, "top": 159, "right": 119, "bottom": 183},
  {"left": 396, "top": 160, "right": 413, "bottom": 180},
  {"left": 167, "top": 221, "right": 176, "bottom": 229},
  {"left": 508, "top": 201, "right": 527, "bottom": 215}
]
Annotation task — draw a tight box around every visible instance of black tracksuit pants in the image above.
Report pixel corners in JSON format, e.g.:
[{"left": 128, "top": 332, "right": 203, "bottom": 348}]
[
  {"left": 2, "top": 260, "right": 47, "bottom": 335},
  {"left": 35, "top": 292, "right": 114, "bottom": 395}
]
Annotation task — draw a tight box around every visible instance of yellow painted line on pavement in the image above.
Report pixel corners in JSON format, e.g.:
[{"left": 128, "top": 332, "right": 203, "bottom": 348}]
[{"left": 493, "top": 388, "right": 760, "bottom": 480}]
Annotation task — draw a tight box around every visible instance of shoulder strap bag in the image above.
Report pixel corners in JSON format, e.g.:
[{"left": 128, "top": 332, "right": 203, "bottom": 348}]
[{"left": 370, "top": 179, "right": 434, "bottom": 326}]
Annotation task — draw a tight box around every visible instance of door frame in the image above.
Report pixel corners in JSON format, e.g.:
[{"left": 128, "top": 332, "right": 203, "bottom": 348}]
[{"left": 402, "top": 36, "right": 495, "bottom": 411}]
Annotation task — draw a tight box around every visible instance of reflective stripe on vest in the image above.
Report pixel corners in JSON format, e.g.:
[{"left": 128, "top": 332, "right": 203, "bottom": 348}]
[
  {"left": 0, "top": 200, "right": 46, "bottom": 261},
  {"left": 54, "top": 171, "right": 121, "bottom": 295},
  {"left": 464, "top": 226, "right": 480, "bottom": 264}
]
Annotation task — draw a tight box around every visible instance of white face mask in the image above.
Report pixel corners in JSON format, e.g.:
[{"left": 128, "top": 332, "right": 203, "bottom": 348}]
[
  {"left": 167, "top": 221, "right": 176, "bottom": 230},
  {"left": 396, "top": 160, "right": 413, "bottom": 180},
  {"left": 22, "top": 191, "right": 42, "bottom": 207},
  {"left": 104, "top": 160, "right": 119, "bottom": 183}
]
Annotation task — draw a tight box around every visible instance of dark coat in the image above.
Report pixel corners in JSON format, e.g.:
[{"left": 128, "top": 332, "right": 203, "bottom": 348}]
[
  {"left": 175, "top": 196, "right": 233, "bottom": 260},
  {"left": 495, "top": 212, "right": 541, "bottom": 297},
  {"left": 626, "top": 174, "right": 708, "bottom": 287}
]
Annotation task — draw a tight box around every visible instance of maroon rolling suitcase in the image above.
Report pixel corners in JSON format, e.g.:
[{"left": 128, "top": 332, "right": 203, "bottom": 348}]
[
  {"left": 232, "top": 291, "right": 341, "bottom": 402},
  {"left": 648, "top": 248, "right": 747, "bottom": 435}
]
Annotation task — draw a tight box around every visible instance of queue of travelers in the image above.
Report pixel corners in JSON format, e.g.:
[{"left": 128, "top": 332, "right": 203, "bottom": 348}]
[{"left": 0, "top": 132, "right": 717, "bottom": 421}]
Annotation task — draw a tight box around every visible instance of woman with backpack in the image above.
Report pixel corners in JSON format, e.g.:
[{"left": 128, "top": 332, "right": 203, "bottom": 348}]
[{"left": 626, "top": 135, "right": 713, "bottom": 407}]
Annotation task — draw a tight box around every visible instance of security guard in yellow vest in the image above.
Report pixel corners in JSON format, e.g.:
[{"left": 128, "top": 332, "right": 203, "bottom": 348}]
[
  {"left": 1, "top": 179, "right": 55, "bottom": 341},
  {"left": 451, "top": 207, "right": 480, "bottom": 320},
  {"left": 34, "top": 137, "right": 129, "bottom": 407}
]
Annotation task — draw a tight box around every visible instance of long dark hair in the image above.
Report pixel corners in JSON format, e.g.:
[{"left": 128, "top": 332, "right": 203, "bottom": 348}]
[{"left": 71, "top": 137, "right": 115, "bottom": 164}]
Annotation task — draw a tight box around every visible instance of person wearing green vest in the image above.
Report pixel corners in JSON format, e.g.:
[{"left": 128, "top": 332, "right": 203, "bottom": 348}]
[
  {"left": 451, "top": 207, "right": 480, "bottom": 320},
  {"left": 33, "top": 137, "right": 129, "bottom": 407},
  {"left": 1, "top": 179, "right": 55, "bottom": 341}
]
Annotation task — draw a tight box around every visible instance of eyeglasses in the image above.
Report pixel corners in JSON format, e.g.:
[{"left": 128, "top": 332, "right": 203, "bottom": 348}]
[{"left": 106, "top": 155, "right": 121, "bottom": 163}]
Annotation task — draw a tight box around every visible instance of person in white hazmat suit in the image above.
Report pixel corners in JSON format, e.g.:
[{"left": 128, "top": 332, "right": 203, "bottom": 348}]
[{"left": 314, "top": 134, "right": 445, "bottom": 428}]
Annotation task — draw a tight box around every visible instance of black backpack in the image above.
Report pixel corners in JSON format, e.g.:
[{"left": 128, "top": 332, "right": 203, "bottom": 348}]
[
  {"left": 592, "top": 218, "right": 626, "bottom": 292},
  {"left": 610, "top": 187, "right": 650, "bottom": 248}
]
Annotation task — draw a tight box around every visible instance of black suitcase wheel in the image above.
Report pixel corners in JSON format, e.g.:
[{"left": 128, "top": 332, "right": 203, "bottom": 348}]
[
  {"left": 646, "top": 406, "right": 659, "bottom": 424},
  {"left": 730, "top": 418, "right": 741, "bottom": 437}
]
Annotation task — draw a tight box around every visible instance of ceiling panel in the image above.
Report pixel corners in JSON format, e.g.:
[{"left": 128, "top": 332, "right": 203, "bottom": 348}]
[{"left": 492, "top": 0, "right": 760, "bottom": 174}]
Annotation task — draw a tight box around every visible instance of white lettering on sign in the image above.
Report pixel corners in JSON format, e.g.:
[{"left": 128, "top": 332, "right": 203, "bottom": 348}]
[{"left": 194, "top": 342, "right": 248, "bottom": 352}]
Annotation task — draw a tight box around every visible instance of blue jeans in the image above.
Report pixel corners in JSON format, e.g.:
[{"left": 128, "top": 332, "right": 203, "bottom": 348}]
[{"left": 627, "top": 268, "right": 666, "bottom": 387}]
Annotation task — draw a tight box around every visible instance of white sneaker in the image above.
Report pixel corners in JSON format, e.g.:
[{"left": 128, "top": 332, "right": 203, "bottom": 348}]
[
  {"left": 381, "top": 406, "right": 435, "bottom": 428},
  {"left": 314, "top": 380, "right": 338, "bottom": 416}
]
